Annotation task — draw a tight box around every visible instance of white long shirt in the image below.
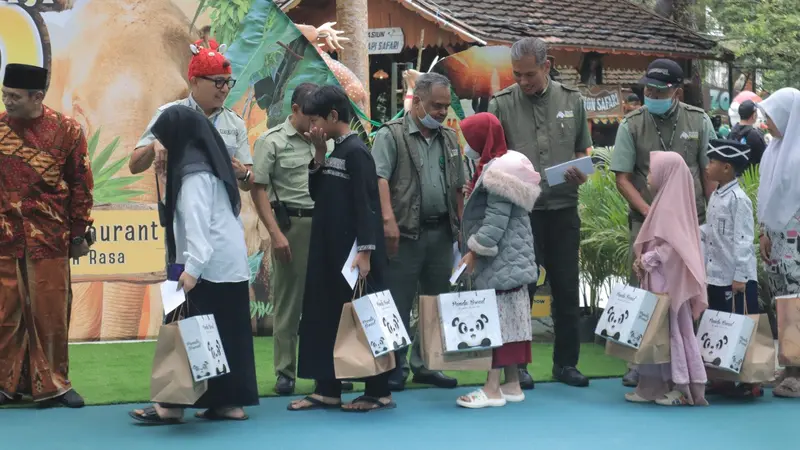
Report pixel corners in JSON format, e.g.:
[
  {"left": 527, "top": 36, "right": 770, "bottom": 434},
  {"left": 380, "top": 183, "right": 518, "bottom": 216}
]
[
  {"left": 173, "top": 172, "right": 249, "bottom": 283},
  {"left": 702, "top": 179, "right": 758, "bottom": 286}
]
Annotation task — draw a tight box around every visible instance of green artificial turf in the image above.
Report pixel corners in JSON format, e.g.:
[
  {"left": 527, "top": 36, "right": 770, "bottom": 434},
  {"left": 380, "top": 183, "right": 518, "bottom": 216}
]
[{"left": 10, "top": 338, "right": 627, "bottom": 406}]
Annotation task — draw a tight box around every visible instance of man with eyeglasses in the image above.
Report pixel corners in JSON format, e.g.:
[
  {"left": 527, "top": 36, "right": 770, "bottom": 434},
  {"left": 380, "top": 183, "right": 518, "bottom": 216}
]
[{"left": 129, "top": 38, "right": 254, "bottom": 189}]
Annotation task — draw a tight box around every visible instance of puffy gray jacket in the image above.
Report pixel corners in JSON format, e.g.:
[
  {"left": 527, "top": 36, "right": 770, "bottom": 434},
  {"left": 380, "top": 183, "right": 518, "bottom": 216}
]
[{"left": 461, "top": 155, "right": 540, "bottom": 291}]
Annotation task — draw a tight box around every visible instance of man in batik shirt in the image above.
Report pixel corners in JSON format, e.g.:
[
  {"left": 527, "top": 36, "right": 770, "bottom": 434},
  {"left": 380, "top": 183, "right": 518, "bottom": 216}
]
[{"left": 0, "top": 64, "right": 94, "bottom": 408}]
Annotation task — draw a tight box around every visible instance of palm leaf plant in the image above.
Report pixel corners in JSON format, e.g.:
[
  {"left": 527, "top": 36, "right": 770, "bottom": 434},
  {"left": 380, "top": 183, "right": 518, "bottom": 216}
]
[
  {"left": 87, "top": 129, "right": 144, "bottom": 204},
  {"left": 578, "top": 162, "right": 630, "bottom": 317},
  {"left": 739, "top": 165, "right": 777, "bottom": 335}
]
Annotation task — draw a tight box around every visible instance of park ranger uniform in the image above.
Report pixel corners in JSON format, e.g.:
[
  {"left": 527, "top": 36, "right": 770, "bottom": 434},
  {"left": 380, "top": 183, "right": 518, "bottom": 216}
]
[
  {"left": 372, "top": 112, "right": 465, "bottom": 385},
  {"left": 610, "top": 100, "right": 714, "bottom": 284},
  {"left": 136, "top": 95, "right": 253, "bottom": 165},
  {"left": 252, "top": 118, "right": 332, "bottom": 383},
  {"left": 488, "top": 79, "right": 593, "bottom": 377}
]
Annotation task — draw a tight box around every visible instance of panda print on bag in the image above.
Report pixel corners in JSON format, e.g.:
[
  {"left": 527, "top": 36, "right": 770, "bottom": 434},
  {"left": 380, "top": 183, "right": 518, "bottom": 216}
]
[
  {"left": 452, "top": 314, "right": 492, "bottom": 350},
  {"left": 600, "top": 306, "right": 629, "bottom": 341},
  {"left": 700, "top": 332, "right": 728, "bottom": 366},
  {"left": 370, "top": 336, "right": 389, "bottom": 354},
  {"left": 383, "top": 314, "right": 408, "bottom": 349},
  {"left": 208, "top": 339, "right": 228, "bottom": 376}
]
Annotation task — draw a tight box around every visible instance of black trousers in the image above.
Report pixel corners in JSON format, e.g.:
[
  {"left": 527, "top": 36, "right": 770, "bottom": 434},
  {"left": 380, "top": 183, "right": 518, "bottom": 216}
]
[
  {"left": 315, "top": 371, "right": 391, "bottom": 399},
  {"left": 707, "top": 281, "right": 760, "bottom": 315},
  {"left": 526, "top": 207, "right": 582, "bottom": 368}
]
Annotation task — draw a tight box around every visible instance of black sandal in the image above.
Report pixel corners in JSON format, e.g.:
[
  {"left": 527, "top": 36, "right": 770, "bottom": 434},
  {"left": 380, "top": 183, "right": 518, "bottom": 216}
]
[
  {"left": 129, "top": 406, "right": 184, "bottom": 425},
  {"left": 195, "top": 409, "right": 249, "bottom": 421},
  {"left": 286, "top": 396, "right": 341, "bottom": 411},
  {"left": 341, "top": 395, "right": 396, "bottom": 413}
]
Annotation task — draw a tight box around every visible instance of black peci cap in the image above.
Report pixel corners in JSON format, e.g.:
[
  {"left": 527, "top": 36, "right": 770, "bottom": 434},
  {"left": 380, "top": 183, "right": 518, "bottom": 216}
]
[
  {"left": 2, "top": 63, "right": 48, "bottom": 90},
  {"left": 639, "top": 59, "right": 684, "bottom": 89}
]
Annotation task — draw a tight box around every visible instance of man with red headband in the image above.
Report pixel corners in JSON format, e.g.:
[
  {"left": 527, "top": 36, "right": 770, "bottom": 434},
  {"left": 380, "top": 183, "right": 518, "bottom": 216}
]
[
  {"left": 129, "top": 39, "right": 253, "bottom": 189},
  {"left": 0, "top": 63, "right": 94, "bottom": 408}
]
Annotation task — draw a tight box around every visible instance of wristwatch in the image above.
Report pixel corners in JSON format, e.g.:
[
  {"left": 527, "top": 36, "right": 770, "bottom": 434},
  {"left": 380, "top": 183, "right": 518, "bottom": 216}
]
[{"left": 238, "top": 170, "right": 251, "bottom": 183}]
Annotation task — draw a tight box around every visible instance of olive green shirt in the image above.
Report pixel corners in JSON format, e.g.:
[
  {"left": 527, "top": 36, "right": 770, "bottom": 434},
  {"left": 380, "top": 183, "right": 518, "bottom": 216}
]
[
  {"left": 611, "top": 107, "right": 713, "bottom": 174},
  {"left": 610, "top": 102, "right": 714, "bottom": 224},
  {"left": 252, "top": 118, "right": 333, "bottom": 209},
  {"left": 488, "top": 81, "right": 593, "bottom": 210},
  {"left": 373, "top": 117, "right": 465, "bottom": 218}
]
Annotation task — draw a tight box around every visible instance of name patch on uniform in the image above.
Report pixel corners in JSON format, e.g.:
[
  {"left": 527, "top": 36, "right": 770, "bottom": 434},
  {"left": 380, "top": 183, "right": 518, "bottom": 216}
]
[
  {"left": 680, "top": 131, "right": 699, "bottom": 140},
  {"left": 218, "top": 129, "right": 237, "bottom": 136},
  {"left": 556, "top": 110, "right": 574, "bottom": 119},
  {"left": 448, "top": 147, "right": 459, "bottom": 157}
]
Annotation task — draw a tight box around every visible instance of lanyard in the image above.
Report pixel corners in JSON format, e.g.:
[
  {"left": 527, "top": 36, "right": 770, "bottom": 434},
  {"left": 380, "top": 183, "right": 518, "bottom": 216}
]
[{"left": 649, "top": 113, "right": 678, "bottom": 153}]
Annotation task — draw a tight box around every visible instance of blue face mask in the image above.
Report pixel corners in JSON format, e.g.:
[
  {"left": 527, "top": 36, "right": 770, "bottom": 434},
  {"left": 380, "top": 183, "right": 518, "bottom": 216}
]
[
  {"left": 419, "top": 104, "right": 443, "bottom": 129},
  {"left": 645, "top": 97, "right": 673, "bottom": 116}
]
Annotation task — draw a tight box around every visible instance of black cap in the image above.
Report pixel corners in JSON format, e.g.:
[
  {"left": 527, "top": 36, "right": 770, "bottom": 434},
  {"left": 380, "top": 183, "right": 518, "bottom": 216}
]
[
  {"left": 2, "top": 63, "right": 48, "bottom": 90},
  {"left": 738, "top": 100, "right": 758, "bottom": 120},
  {"left": 639, "top": 59, "right": 684, "bottom": 89},
  {"left": 707, "top": 138, "right": 750, "bottom": 172}
]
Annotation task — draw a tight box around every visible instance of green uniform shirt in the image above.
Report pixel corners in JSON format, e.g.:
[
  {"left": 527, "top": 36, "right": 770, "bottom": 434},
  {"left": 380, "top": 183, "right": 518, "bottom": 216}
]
[
  {"left": 373, "top": 117, "right": 464, "bottom": 218},
  {"left": 488, "top": 81, "right": 593, "bottom": 210},
  {"left": 251, "top": 118, "right": 333, "bottom": 209},
  {"left": 610, "top": 101, "right": 714, "bottom": 223}
]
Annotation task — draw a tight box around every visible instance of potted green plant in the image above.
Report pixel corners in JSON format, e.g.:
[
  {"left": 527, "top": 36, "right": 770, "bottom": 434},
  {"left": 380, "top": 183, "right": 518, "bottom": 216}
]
[
  {"left": 577, "top": 148, "right": 630, "bottom": 342},
  {"left": 738, "top": 165, "right": 778, "bottom": 338}
]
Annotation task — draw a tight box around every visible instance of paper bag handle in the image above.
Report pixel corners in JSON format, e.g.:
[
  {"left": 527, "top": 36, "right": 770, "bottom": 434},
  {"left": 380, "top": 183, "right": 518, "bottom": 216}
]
[
  {"left": 351, "top": 278, "right": 365, "bottom": 300},
  {"left": 730, "top": 287, "right": 749, "bottom": 316}
]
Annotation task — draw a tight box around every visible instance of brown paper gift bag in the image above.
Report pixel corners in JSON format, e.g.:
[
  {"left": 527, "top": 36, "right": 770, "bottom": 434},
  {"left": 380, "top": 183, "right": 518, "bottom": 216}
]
[
  {"left": 334, "top": 303, "right": 396, "bottom": 379},
  {"left": 605, "top": 293, "right": 671, "bottom": 365},
  {"left": 150, "top": 323, "right": 208, "bottom": 404},
  {"left": 776, "top": 295, "right": 800, "bottom": 366},
  {"left": 419, "top": 296, "right": 492, "bottom": 371},
  {"left": 708, "top": 313, "right": 776, "bottom": 384}
]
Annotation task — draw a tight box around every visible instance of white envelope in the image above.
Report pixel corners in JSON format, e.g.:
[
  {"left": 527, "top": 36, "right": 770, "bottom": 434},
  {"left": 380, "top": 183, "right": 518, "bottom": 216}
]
[{"left": 544, "top": 156, "right": 595, "bottom": 186}]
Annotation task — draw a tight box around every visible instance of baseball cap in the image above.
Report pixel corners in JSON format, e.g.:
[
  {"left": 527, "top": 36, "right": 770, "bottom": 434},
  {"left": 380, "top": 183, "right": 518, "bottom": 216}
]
[
  {"left": 639, "top": 59, "right": 684, "bottom": 89},
  {"left": 738, "top": 100, "right": 758, "bottom": 120}
]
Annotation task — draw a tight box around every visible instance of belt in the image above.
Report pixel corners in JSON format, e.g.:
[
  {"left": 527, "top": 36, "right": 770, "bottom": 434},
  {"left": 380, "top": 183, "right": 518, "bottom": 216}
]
[
  {"left": 285, "top": 207, "right": 314, "bottom": 218},
  {"left": 421, "top": 215, "right": 449, "bottom": 226}
]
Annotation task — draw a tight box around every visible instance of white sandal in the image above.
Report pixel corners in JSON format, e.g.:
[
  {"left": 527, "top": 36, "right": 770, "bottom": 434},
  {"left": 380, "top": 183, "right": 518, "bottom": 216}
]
[
  {"left": 624, "top": 391, "right": 653, "bottom": 403},
  {"left": 500, "top": 389, "right": 525, "bottom": 403},
  {"left": 655, "top": 390, "right": 690, "bottom": 406},
  {"left": 456, "top": 389, "right": 506, "bottom": 409}
]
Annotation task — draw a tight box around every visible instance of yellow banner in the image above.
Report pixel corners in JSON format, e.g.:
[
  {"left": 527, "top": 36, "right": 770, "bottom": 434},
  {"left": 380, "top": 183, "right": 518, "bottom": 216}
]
[{"left": 70, "top": 209, "right": 164, "bottom": 277}]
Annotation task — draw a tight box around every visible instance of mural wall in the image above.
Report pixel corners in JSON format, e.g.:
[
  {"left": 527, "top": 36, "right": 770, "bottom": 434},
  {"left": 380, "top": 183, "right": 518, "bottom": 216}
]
[{"left": 0, "top": 0, "right": 353, "bottom": 341}]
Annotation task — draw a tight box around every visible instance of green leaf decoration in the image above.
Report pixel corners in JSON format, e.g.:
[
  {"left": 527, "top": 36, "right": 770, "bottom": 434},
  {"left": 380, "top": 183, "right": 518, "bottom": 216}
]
[
  {"left": 248, "top": 251, "right": 264, "bottom": 284},
  {"left": 94, "top": 156, "right": 130, "bottom": 186},
  {"left": 87, "top": 126, "right": 101, "bottom": 161},
  {"left": 224, "top": 0, "right": 298, "bottom": 109},
  {"left": 90, "top": 136, "right": 121, "bottom": 175},
  {"left": 87, "top": 129, "right": 142, "bottom": 203}
]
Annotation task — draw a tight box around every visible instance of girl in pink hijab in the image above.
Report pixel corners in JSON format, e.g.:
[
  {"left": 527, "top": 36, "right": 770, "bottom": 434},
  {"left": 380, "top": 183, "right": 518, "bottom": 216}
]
[{"left": 627, "top": 151, "right": 709, "bottom": 406}]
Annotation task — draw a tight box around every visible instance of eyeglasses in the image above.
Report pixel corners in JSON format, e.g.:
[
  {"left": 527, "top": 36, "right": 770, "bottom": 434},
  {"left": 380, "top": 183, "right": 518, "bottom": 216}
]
[{"left": 199, "top": 77, "right": 237, "bottom": 89}]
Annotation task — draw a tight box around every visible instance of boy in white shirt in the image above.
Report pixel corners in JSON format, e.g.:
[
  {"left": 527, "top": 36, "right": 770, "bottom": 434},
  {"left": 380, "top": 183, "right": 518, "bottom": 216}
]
[{"left": 703, "top": 138, "right": 762, "bottom": 398}]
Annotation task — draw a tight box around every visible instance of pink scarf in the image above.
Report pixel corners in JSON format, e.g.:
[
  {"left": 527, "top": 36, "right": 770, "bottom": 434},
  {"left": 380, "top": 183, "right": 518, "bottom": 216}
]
[{"left": 634, "top": 151, "right": 707, "bottom": 319}]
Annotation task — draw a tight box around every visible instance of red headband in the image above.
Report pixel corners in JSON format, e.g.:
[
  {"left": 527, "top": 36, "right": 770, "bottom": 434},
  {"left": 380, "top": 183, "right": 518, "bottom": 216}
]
[{"left": 188, "top": 39, "right": 231, "bottom": 80}]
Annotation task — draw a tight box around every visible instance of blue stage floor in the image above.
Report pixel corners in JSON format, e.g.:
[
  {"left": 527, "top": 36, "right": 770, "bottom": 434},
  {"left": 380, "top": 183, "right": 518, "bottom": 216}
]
[{"left": 1, "top": 378, "right": 794, "bottom": 450}]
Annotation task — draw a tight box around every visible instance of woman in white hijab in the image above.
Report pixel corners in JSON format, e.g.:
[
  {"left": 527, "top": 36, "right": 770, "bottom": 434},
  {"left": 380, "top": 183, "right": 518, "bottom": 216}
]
[{"left": 757, "top": 87, "right": 800, "bottom": 398}]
